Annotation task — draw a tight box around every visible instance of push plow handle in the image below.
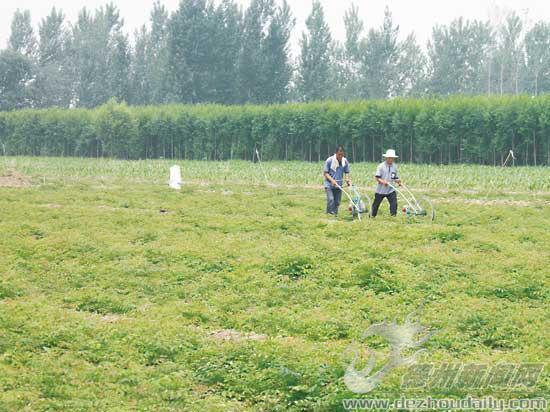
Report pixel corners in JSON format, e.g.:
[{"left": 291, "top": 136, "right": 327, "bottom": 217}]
[
  {"left": 398, "top": 183, "right": 421, "bottom": 208},
  {"left": 387, "top": 181, "right": 417, "bottom": 211},
  {"left": 333, "top": 182, "right": 362, "bottom": 221}
]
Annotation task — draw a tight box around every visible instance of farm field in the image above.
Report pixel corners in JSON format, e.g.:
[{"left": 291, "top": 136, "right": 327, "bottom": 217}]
[{"left": 0, "top": 157, "right": 549, "bottom": 411}]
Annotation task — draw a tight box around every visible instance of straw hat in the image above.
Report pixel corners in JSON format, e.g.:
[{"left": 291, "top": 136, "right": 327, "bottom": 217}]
[{"left": 382, "top": 149, "right": 398, "bottom": 158}]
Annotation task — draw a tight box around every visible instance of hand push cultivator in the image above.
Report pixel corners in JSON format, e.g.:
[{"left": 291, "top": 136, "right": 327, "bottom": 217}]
[
  {"left": 334, "top": 183, "right": 372, "bottom": 220},
  {"left": 387, "top": 182, "right": 435, "bottom": 222},
  {"left": 348, "top": 185, "right": 373, "bottom": 219}
]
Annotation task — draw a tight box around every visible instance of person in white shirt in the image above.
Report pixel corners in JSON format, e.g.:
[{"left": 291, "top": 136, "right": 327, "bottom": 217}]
[{"left": 372, "top": 149, "right": 401, "bottom": 217}]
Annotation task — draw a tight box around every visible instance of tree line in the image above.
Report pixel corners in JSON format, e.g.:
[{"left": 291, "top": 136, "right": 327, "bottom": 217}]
[
  {"left": 1, "top": 96, "right": 549, "bottom": 166},
  {"left": 2, "top": 1, "right": 550, "bottom": 111}
]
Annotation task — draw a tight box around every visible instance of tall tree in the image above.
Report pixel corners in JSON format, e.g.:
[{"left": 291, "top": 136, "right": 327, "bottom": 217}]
[
  {"left": 297, "top": 0, "right": 332, "bottom": 101},
  {"left": 168, "top": 0, "right": 222, "bottom": 103},
  {"left": 208, "top": 0, "right": 243, "bottom": 104},
  {"left": 68, "top": 7, "right": 95, "bottom": 107},
  {"left": 69, "top": 4, "right": 128, "bottom": 107},
  {"left": 395, "top": 34, "right": 427, "bottom": 97},
  {"left": 362, "top": 6, "right": 400, "bottom": 98},
  {"left": 0, "top": 50, "right": 33, "bottom": 110},
  {"left": 261, "top": 0, "right": 294, "bottom": 103},
  {"left": 109, "top": 32, "right": 132, "bottom": 103},
  {"left": 360, "top": 7, "right": 425, "bottom": 98},
  {"left": 131, "top": 26, "right": 151, "bottom": 105},
  {"left": 239, "top": 0, "right": 293, "bottom": 103},
  {"left": 148, "top": 1, "right": 173, "bottom": 103},
  {"left": 37, "top": 7, "right": 65, "bottom": 65},
  {"left": 8, "top": 9, "right": 37, "bottom": 58},
  {"left": 33, "top": 7, "right": 71, "bottom": 107},
  {"left": 524, "top": 22, "right": 550, "bottom": 95},
  {"left": 493, "top": 12, "right": 525, "bottom": 95},
  {"left": 239, "top": 0, "right": 271, "bottom": 103},
  {"left": 428, "top": 18, "right": 493, "bottom": 95},
  {"left": 131, "top": 1, "right": 172, "bottom": 105},
  {"left": 341, "top": 3, "right": 365, "bottom": 99},
  {"left": 327, "top": 41, "right": 349, "bottom": 100}
]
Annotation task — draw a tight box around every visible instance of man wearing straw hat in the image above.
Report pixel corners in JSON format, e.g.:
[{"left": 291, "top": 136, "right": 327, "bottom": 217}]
[{"left": 372, "top": 149, "right": 401, "bottom": 217}]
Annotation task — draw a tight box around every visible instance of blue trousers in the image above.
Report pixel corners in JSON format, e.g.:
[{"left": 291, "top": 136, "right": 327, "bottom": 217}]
[{"left": 325, "top": 187, "right": 342, "bottom": 215}]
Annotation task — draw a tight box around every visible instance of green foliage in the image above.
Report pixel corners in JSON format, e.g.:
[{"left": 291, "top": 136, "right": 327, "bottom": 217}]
[
  {"left": 362, "top": 7, "right": 404, "bottom": 99},
  {"left": 0, "top": 50, "right": 33, "bottom": 111},
  {"left": 354, "top": 262, "right": 400, "bottom": 294},
  {"left": 240, "top": 0, "right": 294, "bottom": 104},
  {"left": 0, "top": 283, "right": 21, "bottom": 299},
  {"left": 433, "top": 230, "right": 463, "bottom": 243},
  {"left": 525, "top": 21, "right": 550, "bottom": 95},
  {"left": 428, "top": 18, "right": 493, "bottom": 95},
  {"left": 6, "top": 4, "right": 550, "bottom": 110},
  {"left": 1, "top": 96, "right": 550, "bottom": 164},
  {"left": 297, "top": 0, "right": 332, "bottom": 101},
  {"left": 69, "top": 4, "right": 129, "bottom": 108},
  {"left": 275, "top": 256, "right": 314, "bottom": 280},
  {"left": 94, "top": 100, "right": 137, "bottom": 158},
  {"left": 0, "top": 158, "right": 548, "bottom": 410},
  {"left": 457, "top": 313, "right": 522, "bottom": 350},
  {"left": 75, "top": 296, "right": 135, "bottom": 315},
  {"left": 8, "top": 9, "right": 37, "bottom": 58}
]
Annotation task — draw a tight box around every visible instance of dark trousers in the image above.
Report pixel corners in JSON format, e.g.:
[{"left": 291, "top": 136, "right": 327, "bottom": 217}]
[
  {"left": 372, "top": 191, "right": 398, "bottom": 217},
  {"left": 325, "top": 187, "right": 342, "bottom": 215}
]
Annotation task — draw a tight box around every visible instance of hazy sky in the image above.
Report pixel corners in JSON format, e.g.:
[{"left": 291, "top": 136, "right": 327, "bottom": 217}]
[{"left": 2, "top": 0, "right": 550, "bottom": 56}]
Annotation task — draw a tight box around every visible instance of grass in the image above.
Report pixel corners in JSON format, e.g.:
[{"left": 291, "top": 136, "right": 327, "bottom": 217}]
[
  {"left": 3, "top": 156, "right": 550, "bottom": 191},
  {"left": 0, "top": 156, "right": 548, "bottom": 411}
]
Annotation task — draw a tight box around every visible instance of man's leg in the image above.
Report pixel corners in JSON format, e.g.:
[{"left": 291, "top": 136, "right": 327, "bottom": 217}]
[
  {"left": 326, "top": 188, "right": 335, "bottom": 214},
  {"left": 388, "top": 191, "right": 398, "bottom": 216},
  {"left": 371, "top": 193, "right": 384, "bottom": 217},
  {"left": 333, "top": 188, "right": 342, "bottom": 215}
]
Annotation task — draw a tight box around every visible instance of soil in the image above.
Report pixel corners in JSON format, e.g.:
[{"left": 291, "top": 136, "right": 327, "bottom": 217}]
[
  {"left": 209, "top": 329, "right": 267, "bottom": 342},
  {"left": 0, "top": 169, "right": 31, "bottom": 188}
]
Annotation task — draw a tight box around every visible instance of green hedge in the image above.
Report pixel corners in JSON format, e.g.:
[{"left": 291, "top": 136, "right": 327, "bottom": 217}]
[{"left": 1, "top": 97, "right": 549, "bottom": 165}]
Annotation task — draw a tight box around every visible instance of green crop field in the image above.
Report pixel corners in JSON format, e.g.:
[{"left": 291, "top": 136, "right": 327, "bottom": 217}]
[{"left": 0, "top": 157, "right": 548, "bottom": 411}]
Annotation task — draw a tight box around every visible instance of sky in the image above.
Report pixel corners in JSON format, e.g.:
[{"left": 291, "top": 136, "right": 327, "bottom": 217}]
[{"left": 2, "top": 0, "right": 550, "bottom": 56}]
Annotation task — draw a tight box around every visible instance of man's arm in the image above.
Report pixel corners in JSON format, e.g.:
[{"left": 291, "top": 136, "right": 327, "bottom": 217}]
[
  {"left": 344, "top": 163, "right": 351, "bottom": 186},
  {"left": 324, "top": 171, "right": 338, "bottom": 187},
  {"left": 376, "top": 176, "right": 388, "bottom": 186},
  {"left": 375, "top": 165, "right": 387, "bottom": 186},
  {"left": 376, "top": 176, "right": 400, "bottom": 186},
  {"left": 394, "top": 168, "right": 402, "bottom": 186},
  {"left": 323, "top": 160, "right": 337, "bottom": 187}
]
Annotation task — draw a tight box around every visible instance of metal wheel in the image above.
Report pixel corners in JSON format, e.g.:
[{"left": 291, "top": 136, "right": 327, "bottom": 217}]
[{"left": 414, "top": 196, "right": 435, "bottom": 222}]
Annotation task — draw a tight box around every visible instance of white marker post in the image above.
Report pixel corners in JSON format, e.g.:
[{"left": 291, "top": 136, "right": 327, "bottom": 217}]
[
  {"left": 169, "top": 165, "right": 182, "bottom": 190},
  {"left": 502, "top": 150, "right": 516, "bottom": 167}
]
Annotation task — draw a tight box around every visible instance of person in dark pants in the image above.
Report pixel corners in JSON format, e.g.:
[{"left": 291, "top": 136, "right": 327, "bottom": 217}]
[
  {"left": 372, "top": 149, "right": 401, "bottom": 217},
  {"left": 323, "top": 146, "right": 351, "bottom": 215}
]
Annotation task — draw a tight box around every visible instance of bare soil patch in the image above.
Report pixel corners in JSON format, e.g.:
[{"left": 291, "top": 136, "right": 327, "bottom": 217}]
[
  {"left": 99, "top": 314, "right": 123, "bottom": 323},
  {"left": 39, "top": 203, "right": 63, "bottom": 209},
  {"left": 0, "top": 169, "right": 31, "bottom": 188},
  {"left": 209, "top": 329, "right": 267, "bottom": 342}
]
